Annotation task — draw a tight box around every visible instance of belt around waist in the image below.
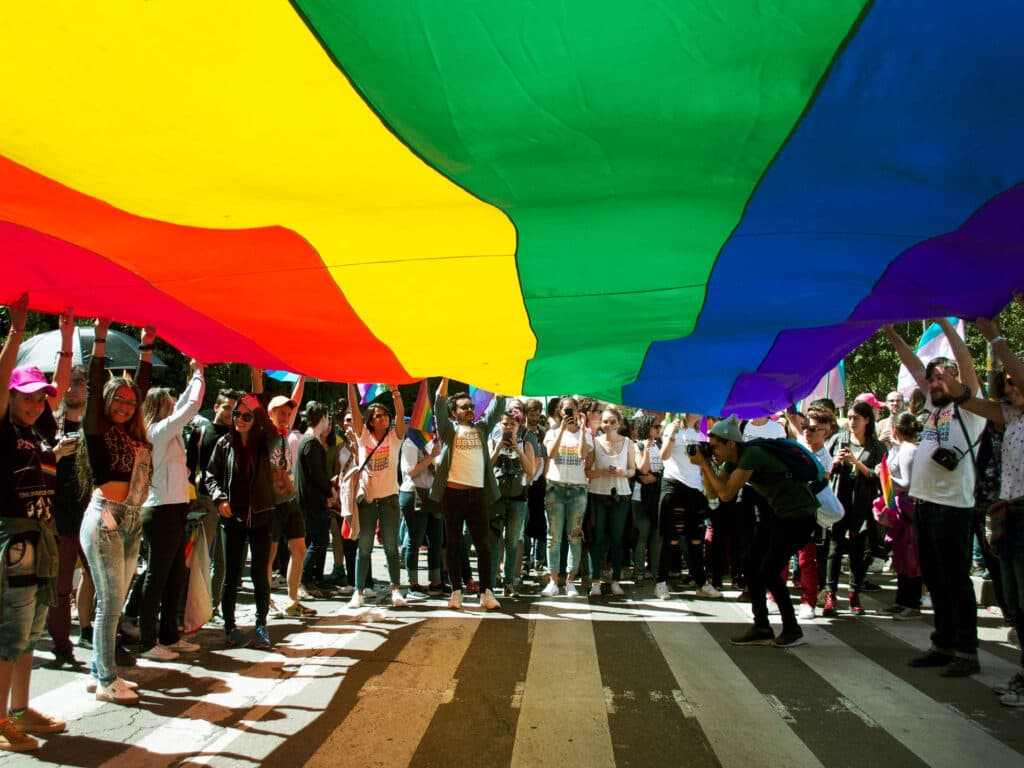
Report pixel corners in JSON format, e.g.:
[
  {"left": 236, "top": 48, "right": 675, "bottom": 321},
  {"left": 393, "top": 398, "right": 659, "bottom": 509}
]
[{"left": 547, "top": 480, "right": 587, "bottom": 489}]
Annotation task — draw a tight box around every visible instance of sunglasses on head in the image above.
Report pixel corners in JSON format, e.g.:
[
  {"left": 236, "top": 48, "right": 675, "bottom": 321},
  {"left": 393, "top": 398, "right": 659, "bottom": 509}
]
[{"left": 232, "top": 411, "right": 254, "bottom": 422}]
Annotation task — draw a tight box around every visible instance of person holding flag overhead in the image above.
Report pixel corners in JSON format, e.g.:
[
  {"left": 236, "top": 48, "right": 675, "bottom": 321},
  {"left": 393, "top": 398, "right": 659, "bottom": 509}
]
[
  {"left": 400, "top": 381, "right": 444, "bottom": 599},
  {"left": 430, "top": 378, "right": 504, "bottom": 610}
]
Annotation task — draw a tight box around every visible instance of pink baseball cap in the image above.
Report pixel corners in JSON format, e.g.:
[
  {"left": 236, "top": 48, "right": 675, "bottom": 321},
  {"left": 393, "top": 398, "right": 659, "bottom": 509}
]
[
  {"left": 10, "top": 366, "right": 57, "bottom": 397},
  {"left": 855, "top": 392, "right": 883, "bottom": 409}
]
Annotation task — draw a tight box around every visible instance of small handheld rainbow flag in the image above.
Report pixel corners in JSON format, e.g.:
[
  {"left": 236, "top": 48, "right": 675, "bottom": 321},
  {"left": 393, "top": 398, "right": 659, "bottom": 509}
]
[
  {"left": 878, "top": 453, "right": 897, "bottom": 509},
  {"left": 40, "top": 461, "right": 57, "bottom": 480},
  {"left": 410, "top": 380, "right": 434, "bottom": 437},
  {"left": 357, "top": 383, "right": 388, "bottom": 404}
]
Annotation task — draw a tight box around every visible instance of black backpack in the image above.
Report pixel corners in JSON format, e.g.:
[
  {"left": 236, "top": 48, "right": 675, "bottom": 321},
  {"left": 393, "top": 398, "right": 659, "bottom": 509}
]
[
  {"left": 746, "top": 438, "right": 826, "bottom": 490},
  {"left": 494, "top": 446, "right": 525, "bottom": 499}
]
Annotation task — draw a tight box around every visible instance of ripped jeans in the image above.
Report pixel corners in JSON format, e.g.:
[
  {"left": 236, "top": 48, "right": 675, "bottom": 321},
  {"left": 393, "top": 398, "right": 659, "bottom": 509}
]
[
  {"left": 545, "top": 482, "right": 586, "bottom": 577},
  {"left": 80, "top": 495, "right": 142, "bottom": 686}
]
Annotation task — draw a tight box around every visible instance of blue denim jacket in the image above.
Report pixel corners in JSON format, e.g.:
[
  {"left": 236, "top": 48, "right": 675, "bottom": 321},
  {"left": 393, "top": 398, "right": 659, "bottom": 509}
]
[{"left": 429, "top": 393, "right": 505, "bottom": 505}]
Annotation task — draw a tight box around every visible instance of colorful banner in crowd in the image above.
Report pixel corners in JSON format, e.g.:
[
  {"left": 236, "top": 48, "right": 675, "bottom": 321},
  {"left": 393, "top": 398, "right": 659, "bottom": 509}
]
[{"left": 3, "top": 3, "right": 1023, "bottom": 415}]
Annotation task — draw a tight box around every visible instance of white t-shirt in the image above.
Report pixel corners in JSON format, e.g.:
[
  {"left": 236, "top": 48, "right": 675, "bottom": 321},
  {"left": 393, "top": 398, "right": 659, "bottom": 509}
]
[
  {"left": 663, "top": 427, "right": 704, "bottom": 490},
  {"left": 544, "top": 428, "right": 591, "bottom": 486},
  {"left": 910, "top": 393, "right": 986, "bottom": 508},
  {"left": 1000, "top": 404, "right": 1024, "bottom": 501},
  {"left": 400, "top": 438, "right": 434, "bottom": 492},
  {"left": 590, "top": 437, "right": 631, "bottom": 497},
  {"left": 888, "top": 441, "right": 917, "bottom": 494},
  {"left": 743, "top": 419, "right": 787, "bottom": 440},
  {"left": 449, "top": 425, "right": 485, "bottom": 488},
  {"left": 359, "top": 430, "right": 404, "bottom": 501}
]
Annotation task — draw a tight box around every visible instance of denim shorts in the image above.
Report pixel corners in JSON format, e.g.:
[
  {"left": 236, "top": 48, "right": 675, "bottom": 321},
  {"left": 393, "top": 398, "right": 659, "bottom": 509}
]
[{"left": 0, "top": 540, "right": 48, "bottom": 661}]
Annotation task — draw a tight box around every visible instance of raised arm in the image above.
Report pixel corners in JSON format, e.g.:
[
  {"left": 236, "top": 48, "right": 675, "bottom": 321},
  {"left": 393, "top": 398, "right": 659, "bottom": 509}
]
[
  {"left": 390, "top": 385, "right": 407, "bottom": 439},
  {"left": 433, "top": 378, "right": 453, "bottom": 442},
  {"left": 49, "top": 306, "right": 74, "bottom": 411},
  {"left": 943, "top": 315, "right": 1022, "bottom": 425},
  {"left": 0, "top": 294, "right": 29, "bottom": 421},
  {"left": 347, "top": 383, "right": 365, "bottom": 437},
  {"left": 134, "top": 325, "right": 156, "bottom": 398},
  {"left": 936, "top": 318, "right": 980, "bottom": 395},
  {"left": 153, "top": 362, "right": 206, "bottom": 438},
  {"left": 481, "top": 394, "right": 506, "bottom": 434},
  {"left": 84, "top": 317, "right": 111, "bottom": 436},
  {"left": 979, "top": 315, "right": 1024, "bottom": 399},
  {"left": 883, "top": 324, "right": 927, "bottom": 391}
]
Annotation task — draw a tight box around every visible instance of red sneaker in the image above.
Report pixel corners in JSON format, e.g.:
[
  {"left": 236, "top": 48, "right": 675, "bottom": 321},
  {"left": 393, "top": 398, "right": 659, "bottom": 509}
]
[
  {"left": 822, "top": 591, "right": 838, "bottom": 617},
  {"left": 849, "top": 591, "right": 864, "bottom": 615}
]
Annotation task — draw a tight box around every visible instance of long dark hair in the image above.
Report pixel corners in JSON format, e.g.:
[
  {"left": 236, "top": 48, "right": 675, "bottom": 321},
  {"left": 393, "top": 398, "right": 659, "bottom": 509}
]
[{"left": 849, "top": 400, "right": 878, "bottom": 445}]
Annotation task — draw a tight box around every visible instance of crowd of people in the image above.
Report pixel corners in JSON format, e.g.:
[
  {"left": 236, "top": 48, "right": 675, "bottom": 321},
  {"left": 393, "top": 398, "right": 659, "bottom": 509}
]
[{"left": 0, "top": 291, "right": 1022, "bottom": 752}]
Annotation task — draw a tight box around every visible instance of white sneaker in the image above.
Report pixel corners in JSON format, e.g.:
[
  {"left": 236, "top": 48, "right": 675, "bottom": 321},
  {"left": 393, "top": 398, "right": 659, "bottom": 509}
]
[
  {"left": 589, "top": 583, "right": 603, "bottom": 597},
  {"left": 541, "top": 580, "right": 560, "bottom": 597},
  {"left": 167, "top": 638, "right": 200, "bottom": 653},
  {"left": 96, "top": 678, "right": 140, "bottom": 704},
  {"left": 655, "top": 581, "right": 670, "bottom": 600},
  {"left": 565, "top": 581, "right": 580, "bottom": 598},
  {"left": 610, "top": 581, "right": 625, "bottom": 596},
  {"left": 799, "top": 603, "right": 816, "bottom": 621},
  {"left": 140, "top": 644, "right": 179, "bottom": 662},
  {"left": 391, "top": 590, "right": 407, "bottom": 608},
  {"left": 480, "top": 589, "right": 501, "bottom": 610},
  {"left": 87, "top": 676, "right": 138, "bottom": 694},
  {"left": 448, "top": 589, "right": 463, "bottom": 609},
  {"left": 347, "top": 591, "right": 364, "bottom": 609},
  {"left": 696, "top": 583, "right": 723, "bottom": 599}
]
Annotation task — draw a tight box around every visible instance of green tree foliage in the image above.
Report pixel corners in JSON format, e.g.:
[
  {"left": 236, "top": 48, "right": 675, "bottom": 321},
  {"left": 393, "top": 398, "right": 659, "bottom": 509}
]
[{"left": 845, "top": 299, "right": 1024, "bottom": 400}]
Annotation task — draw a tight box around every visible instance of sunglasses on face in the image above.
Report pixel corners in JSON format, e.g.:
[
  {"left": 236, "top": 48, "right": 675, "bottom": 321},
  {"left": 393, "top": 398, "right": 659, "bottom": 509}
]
[
  {"left": 232, "top": 411, "right": 254, "bottom": 422},
  {"left": 803, "top": 426, "right": 825, "bottom": 434},
  {"left": 112, "top": 396, "right": 137, "bottom": 408},
  {"left": 456, "top": 403, "right": 474, "bottom": 411}
]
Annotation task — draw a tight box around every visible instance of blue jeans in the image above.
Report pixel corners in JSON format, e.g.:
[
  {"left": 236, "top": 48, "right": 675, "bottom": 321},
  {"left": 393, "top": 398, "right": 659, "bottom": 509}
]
[
  {"left": 914, "top": 501, "right": 978, "bottom": 656},
  {"left": 996, "top": 498, "right": 1024, "bottom": 665},
  {"left": 589, "top": 494, "right": 629, "bottom": 581},
  {"left": 80, "top": 496, "right": 142, "bottom": 686},
  {"left": 491, "top": 497, "right": 526, "bottom": 587},
  {"left": 356, "top": 495, "right": 401, "bottom": 589},
  {"left": 545, "top": 483, "right": 586, "bottom": 577},
  {"left": 399, "top": 490, "right": 443, "bottom": 586}
]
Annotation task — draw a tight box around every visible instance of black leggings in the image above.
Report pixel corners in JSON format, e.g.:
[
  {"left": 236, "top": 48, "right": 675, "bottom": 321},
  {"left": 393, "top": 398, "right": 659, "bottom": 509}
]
[
  {"left": 443, "top": 487, "right": 492, "bottom": 592},
  {"left": 658, "top": 480, "right": 708, "bottom": 587},
  {"left": 221, "top": 521, "right": 272, "bottom": 631},
  {"left": 138, "top": 503, "right": 189, "bottom": 649},
  {"left": 827, "top": 514, "right": 869, "bottom": 593}
]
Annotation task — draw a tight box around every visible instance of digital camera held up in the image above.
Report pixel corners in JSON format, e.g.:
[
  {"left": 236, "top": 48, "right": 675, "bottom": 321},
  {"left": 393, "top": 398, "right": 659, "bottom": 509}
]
[{"left": 686, "top": 442, "right": 713, "bottom": 458}]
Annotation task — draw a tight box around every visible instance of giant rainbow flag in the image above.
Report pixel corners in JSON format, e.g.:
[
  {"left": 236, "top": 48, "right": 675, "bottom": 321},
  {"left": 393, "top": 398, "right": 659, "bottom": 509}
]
[{"left": 3, "top": 2, "right": 1023, "bottom": 416}]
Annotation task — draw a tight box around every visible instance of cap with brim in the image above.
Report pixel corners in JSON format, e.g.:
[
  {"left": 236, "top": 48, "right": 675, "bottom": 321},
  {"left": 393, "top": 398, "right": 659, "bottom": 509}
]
[
  {"left": 709, "top": 414, "right": 744, "bottom": 443},
  {"left": 268, "top": 395, "right": 297, "bottom": 411},
  {"left": 10, "top": 366, "right": 57, "bottom": 397},
  {"left": 855, "top": 392, "right": 883, "bottom": 408}
]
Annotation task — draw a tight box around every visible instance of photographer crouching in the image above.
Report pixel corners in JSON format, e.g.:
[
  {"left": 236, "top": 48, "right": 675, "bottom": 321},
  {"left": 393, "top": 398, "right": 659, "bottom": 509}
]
[{"left": 689, "top": 416, "right": 817, "bottom": 648}]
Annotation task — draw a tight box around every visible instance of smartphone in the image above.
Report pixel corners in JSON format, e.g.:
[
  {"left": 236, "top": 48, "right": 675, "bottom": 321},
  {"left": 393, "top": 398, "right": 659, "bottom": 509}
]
[
  {"left": 62, "top": 431, "right": 80, "bottom": 441},
  {"left": 564, "top": 407, "right": 575, "bottom": 418}
]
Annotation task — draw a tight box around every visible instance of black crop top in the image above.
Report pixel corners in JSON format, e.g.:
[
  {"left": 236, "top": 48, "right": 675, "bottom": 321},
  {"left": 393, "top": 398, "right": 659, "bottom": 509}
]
[{"left": 83, "top": 354, "right": 151, "bottom": 486}]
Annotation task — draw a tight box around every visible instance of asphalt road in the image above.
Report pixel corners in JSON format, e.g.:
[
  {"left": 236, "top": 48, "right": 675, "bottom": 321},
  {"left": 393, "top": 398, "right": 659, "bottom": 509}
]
[{"left": 8, "top": 564, "right": 1022, "bottom": 767}]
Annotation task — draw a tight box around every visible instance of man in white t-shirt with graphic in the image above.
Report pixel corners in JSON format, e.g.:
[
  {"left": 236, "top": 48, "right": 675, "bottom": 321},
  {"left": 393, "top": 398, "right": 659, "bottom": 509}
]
[
  {"left": 886, "top": 320, "right": 985, "bottom": 677},
  {"left": 429, "top": 379, "right": 504, "bottom": 610}
]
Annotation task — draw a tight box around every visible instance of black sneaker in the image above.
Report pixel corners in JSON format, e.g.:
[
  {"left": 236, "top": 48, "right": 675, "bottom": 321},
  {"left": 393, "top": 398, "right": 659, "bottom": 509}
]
[
  {"left": 43, "top": 648, "right": 82, "bottom": 670},
  {"left": 941, "top": 656, "right": 980, "bottom": 677},
  {"left": 773, "top": 626, "right": 805, "bottom": 648},
  {"left": 77, "top": 626, "right": 94, "bottom": 649},
  {"left": 909, "top": 650, "right": 954, "bottom": 668},
  {"left": 861, "top": 579, "right": 882, "bottom": 592},
  {"left": 729, "top": 626, "right": 775, "bottom": 646},
  {"left": 114, "top": 644, "right": 137, "bottom": 668}
]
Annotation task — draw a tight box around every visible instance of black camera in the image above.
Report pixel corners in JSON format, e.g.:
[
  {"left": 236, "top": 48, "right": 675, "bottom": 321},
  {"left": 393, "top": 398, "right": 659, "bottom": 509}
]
[
  {"left": 931, "top": 447, "right": 961, "bottom": 471},
  {"left": 686, "top": 442, "right": 713, "bottom": 458}
]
